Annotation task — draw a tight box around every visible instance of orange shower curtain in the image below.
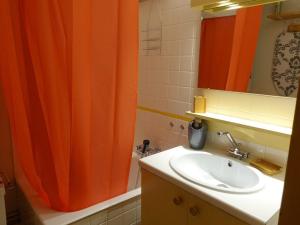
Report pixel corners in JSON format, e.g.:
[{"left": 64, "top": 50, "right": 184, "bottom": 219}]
[
  {"left": 0, "top": 0, "right": 138, "bottom": 211},
  {"left": 198, "top": 16, "right": 236, "bottom": 90},
  {"left": 226, "top": 6, "right": 263, "bottom": 91}
]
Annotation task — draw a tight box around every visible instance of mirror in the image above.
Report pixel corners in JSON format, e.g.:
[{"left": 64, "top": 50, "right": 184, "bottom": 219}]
[{"left": 197, "top": 1, "right": 300, "bottom": 97}]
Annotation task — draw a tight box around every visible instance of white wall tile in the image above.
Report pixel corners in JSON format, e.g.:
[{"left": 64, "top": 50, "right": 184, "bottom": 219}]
[
  {"left": 264, "top": 147, "right": 289, "bottom": 167},
  {"left": 179, "top": 22, "right": 197, "bottom": 39},
  {"left": 180, "top": 6, "right": 202, "bottom": 22},
  {"left": 180, "top": 39, "right": 195, "bottom": 56},
  {"left": 168, "top": 71, "right": 180, "bottom": 85},
  {"left": 168, "top": 57, "right": 180, "bottom": 71},
  {"left": 180, "top": 56, "right": 193, "bottom": 71},
  {"left": 166, "top": 41, "right": 181, "bottom": 56},
  {"left": 206, "top": 131, "right": 289, "bottom": 166},
  {"left": 139, "top": 0, "right": 201, "bottom": 116},
  {"left": 180, "top": 72, "right": 193, "bottom": 87}
]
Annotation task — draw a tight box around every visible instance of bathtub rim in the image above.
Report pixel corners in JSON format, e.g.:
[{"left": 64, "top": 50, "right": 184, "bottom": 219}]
[{"left": 17, "top": 174, "right": 141, "bottom": 225}]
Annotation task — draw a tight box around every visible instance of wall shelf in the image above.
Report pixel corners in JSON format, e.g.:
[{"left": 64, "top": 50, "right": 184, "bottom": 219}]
[{"left": 186, "top": 111, "right": 292, "bottom": 136}]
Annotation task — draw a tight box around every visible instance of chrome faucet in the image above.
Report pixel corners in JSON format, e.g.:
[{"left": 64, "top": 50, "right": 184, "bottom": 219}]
[
  {"left": 136, "top": 140, "right": 161, "bottom": 157},
  {"left": 217, "top": 131, "right": 249, "bottom": 160}
]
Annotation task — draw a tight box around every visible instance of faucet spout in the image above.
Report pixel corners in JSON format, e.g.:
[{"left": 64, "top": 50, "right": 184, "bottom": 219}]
[
  {"left": 217, "top": 131, "right": 249, "bottom": 160},
  {"left": 217, "top": 131, "right": 239, "bottom": 149}
]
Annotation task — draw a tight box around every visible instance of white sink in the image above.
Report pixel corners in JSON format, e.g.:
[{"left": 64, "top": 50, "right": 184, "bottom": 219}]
[{"left": 169, "top": 152, "right": 265, "bottom": 193}]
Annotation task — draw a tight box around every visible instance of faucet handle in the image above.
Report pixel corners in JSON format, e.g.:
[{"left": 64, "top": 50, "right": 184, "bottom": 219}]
[
  {"left": 243, "top": 151, "right": 250, "bottom": 159},
  {"left": 228, "top": 148, "right": 249, "bottom": 160}
]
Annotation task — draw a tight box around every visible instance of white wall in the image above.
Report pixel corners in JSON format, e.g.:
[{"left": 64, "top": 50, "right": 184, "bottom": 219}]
[
  {"left": 136, "top": 0, "right": 201, "bottom": 150},
  {"left": 138, "top": 0, "right": 201, "bottom": 115}
]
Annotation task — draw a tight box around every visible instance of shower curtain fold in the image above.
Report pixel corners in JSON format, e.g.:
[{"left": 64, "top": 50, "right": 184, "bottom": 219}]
[
  {"left": 0, "top": 0, "right": 138, "bottom": 211},
  {"left": 226, "top": 6, "right": 263, "bottom": 92}
]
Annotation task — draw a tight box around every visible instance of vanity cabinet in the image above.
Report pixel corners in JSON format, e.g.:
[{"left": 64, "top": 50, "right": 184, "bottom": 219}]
[
  {"left": 141, "top": 168, "right": 187, "bottom": 225},
  {"left": 141, "top": 169, "right": 248, "bottom": 225}
]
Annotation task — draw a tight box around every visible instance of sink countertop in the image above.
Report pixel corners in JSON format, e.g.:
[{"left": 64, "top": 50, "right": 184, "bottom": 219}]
[{"left": 139, "top": 146, "right": 284, "bottom": 225}]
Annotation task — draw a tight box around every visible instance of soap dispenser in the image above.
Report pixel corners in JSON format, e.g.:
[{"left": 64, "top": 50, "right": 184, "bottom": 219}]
[{"left": 188, "top": 119, "right": 208, "bottom": 150}]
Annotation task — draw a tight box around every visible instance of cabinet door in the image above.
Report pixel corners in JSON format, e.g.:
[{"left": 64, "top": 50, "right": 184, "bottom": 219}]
[
  {"left": 187, "top": 193, "right": 249, "bottom": 225},
  {"left": 141, "top": 169, "right": 187, "bottom": 225}
]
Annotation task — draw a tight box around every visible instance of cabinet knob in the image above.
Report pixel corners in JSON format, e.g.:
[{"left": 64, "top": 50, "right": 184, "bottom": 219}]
[
  {"left": 189, "top": 206, "right": 200, "bottom": 216},
  {"left": 173, "top": 196, "right": 183, "bottom": 205}
]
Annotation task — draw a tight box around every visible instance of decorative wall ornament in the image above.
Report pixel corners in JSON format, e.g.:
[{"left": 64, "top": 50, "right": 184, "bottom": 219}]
[{"left": 272, "top": 31, "right": 300, "bottom": 96}]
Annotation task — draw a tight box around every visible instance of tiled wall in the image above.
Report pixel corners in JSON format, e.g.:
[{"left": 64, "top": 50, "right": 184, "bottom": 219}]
[
  {"left": 135, "top": 109, "right": 289, "bottom": 167},
  {"left": 135, "top": 109, "right": 189, "bottom": 150},
  {"left": 138, "top": 0, "right": 201, "bottom": 115},
  {"left": 138, "top": 0, "right": 296, "bottom": 124},
  {"left": 136, "top": 0, "right": 296, "bottom": 160}
]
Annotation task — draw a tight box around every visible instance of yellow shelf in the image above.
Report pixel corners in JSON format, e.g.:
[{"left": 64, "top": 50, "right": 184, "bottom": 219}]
[{"left": 186, "top": 111, "right": 292, "bottom": 136}]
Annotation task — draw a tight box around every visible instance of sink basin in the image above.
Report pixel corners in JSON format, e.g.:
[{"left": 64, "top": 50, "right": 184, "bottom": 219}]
[{"left": 169, "top": 152, "right": 265, "bottom": 193}]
